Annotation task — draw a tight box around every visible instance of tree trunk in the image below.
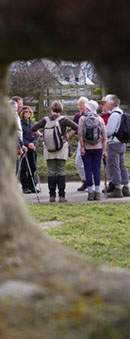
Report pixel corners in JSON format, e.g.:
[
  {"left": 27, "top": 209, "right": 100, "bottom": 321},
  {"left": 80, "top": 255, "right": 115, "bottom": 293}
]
[
  {"left": 38, "top": 88, "right": 45, "bottom": 120},
  {"left": 0, "top": 65, "right": 130, "bottom": 339}
]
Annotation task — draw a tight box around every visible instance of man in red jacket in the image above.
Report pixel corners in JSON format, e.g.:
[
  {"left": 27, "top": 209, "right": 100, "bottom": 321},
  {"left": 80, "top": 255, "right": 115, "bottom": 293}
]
[{"left": 100, "top": 97, "right": 111, "bottom": 125}]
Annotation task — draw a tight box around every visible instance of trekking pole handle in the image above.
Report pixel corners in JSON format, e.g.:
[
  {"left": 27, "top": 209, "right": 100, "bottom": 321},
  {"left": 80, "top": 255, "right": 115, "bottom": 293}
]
[{"left": 103, "top": 157, "right": 107, "bottom": 166}]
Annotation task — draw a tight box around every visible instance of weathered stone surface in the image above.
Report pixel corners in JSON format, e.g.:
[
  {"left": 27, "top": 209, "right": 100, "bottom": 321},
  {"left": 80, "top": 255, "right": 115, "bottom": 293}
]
[
  {"left": 0, "top": 280, "right": 42, "bottom": 300},
  {"left": 0, "top": 1, "right": 130, "bottom": 338},
  {"left": 39, "top": 221, "right": 64, "bottom": 229}
]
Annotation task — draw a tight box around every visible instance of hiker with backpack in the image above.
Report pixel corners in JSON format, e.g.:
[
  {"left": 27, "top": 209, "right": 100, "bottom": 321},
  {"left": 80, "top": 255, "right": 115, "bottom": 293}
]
[
  {"left": 31, "top": 100, "right": 78, "bottom": 202},
  {"left": 105, "top": 94, "right": 130, "bottom": 198},
  {"left": 78, "top": 100, "right": 107, "bottom": 201},
  {"left": 73, "top": 96, "right": 88, "bottom": 191}
]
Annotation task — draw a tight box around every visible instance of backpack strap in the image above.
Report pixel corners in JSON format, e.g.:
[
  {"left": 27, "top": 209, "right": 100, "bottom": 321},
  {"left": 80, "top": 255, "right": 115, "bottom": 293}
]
[
  {"left": 56, "top": 115, "right": 65, "bottom": 122},
  {"left": 111, "top": 110, "right": 122, "bottom": 115},
  {"left": 45, "top": 115, "right": 64, "bottom": 122},
  {"left": 44, "top": 116, "right": 50, "bottom": 122},
  {"left": 111, "top": 111, "right": 122, "bottom": 139},
  {"left": 44, "top": 115, "right": 64, "bottom": 123}
]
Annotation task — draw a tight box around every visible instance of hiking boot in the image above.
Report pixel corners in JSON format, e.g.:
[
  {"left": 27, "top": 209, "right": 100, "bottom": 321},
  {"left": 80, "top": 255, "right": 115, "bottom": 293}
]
[
  {"left": 22, "top": 188, "right": 32, "bottom": 194},
  {"left": 109, "top": 188, "right": 123, "bottom": 198},
  {"left": 87, "top": 192, "right": 94, "bottom": 201},
  {"left": 102, "top": 182, "right": 114, "bottom": 193},
  {"left": 122, "top": 186, "right": 130, "bottom": 197},
  {"left": 49, "top": 196, "right": 56, "bottom": 202},
  {"left": 31, "top": 189, "right": 40, "bottom": 194},
  {"left": 94, "top": 192, "right": 101, "bottom": 201},
  {"left": 77, "top": 181, "right": 87, "bottom": 191},
  {"left": 59, "top": 196, "right": 68, "bottom": 203}
]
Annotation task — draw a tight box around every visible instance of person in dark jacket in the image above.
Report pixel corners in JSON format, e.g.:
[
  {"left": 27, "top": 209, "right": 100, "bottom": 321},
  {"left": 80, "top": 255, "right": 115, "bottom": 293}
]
[{"left": 20, "top": 106, "right": 39, "bottom": 194}]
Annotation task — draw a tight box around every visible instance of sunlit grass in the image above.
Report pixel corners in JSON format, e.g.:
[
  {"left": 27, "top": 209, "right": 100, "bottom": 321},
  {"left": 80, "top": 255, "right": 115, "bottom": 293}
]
[{"left": 28, "top": 202, "right": 130, "bottom": 269}]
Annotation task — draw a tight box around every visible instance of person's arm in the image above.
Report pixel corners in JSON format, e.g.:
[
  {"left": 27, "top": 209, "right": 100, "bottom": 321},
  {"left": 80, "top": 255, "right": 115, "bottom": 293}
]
[
  {"left": 64, "top": 118, "right": 78, "bottom": 140},
  {"left": 35, "top": 130, "right": 43, "bottom": 138},
  {"left": 31, "top": 117, "right": 46, "bottom": 132},
  {"left": 28, "top": 142, "right": 36, "bottom": 151},
  {"left": 79, "top": 135, "right": 85, "bottom": 156},
  {"left": 78, "top": 116, "right": 85, "bottom": 156},
  {"left": 102, "top": 140, "right": 107, "bottom": 158},
  {"left": 100, "top": 117, "right": 107, "bottom": 158},
  {"left": 65, "top": 118, "right": 78, "bottom": 131},
  {"left": 16, "top": 115, "right": 23, "bottom": 142},
  {"left": 66, "top": 129, "right": 75, "bottom": 140},
  {"left": 107, "top": 113, "right": 120, "bottom": 137}
]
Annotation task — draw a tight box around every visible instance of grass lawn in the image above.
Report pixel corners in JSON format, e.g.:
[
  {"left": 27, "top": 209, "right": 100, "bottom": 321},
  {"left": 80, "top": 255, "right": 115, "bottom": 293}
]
[
  {"left": 37, "top": 144, "right": 130, "bottom": 182},
  {"left": 28, "top": 202, "right": 130, "bottom": 270}
]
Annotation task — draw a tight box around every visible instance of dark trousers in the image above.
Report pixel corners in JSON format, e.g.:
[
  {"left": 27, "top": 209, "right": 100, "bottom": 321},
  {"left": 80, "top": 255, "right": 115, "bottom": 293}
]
[
  {"left": 82, "top": 148, "right": 102, "bottom": 187},
  {"left": 47, "top": 159, "right": 66, "bottom": 197},
  {"left": 48, "top": 175, "right": 66, "bottom": 197},
  {"left": 20, "top": 149, "right": 36, "bottom": 190}
]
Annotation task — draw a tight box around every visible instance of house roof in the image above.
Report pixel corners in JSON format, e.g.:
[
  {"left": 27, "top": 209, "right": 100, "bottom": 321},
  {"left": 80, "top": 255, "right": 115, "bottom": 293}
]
[
  {"left": 85, "top": 75, "right": 94, "bottom": 85},
  {"left": 60, "top": 66, "right": 74, "bottom": 78},
  {"left": 72, "top": 65, "right": 82, "bottom": 77}
]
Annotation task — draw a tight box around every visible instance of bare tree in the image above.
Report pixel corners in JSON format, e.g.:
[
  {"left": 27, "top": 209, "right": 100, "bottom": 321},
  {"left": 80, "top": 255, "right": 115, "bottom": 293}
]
[
  {"left": 9, "top": 59, "right": 58, "bottom": 118},
  {"left": 9, "top": 59, "right": 56, "bottom": 96}
]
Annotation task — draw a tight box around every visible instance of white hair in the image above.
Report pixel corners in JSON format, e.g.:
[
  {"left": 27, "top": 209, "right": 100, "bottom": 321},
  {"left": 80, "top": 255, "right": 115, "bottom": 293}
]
[
  {"left": 9, "top": 99, "right": 18, "bottom": 108},
  {"left": 105, "top": 94, "right": 120, "bottom": 106},
  {"left": 77, "top": 96, "right": 88, "bottom": 105}
]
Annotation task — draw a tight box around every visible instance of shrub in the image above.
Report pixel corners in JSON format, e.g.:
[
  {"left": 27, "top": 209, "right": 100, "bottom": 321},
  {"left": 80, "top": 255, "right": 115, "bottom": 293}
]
[{"left": 94, "top": 87, "right": 102, "bottom": 96}]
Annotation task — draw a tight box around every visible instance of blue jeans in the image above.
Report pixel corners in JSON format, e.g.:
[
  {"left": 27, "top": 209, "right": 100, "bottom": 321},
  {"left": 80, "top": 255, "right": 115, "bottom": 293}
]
[{"left": 82, "top": 149, "right": 102, "bottom": 186}]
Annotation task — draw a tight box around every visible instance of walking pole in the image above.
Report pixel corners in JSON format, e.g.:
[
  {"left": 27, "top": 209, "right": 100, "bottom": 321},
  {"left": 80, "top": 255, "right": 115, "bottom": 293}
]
[
  {"left": 16, "top": 155, "right": 23, "bottom": 178},
  {"left": 25, "top": 154, "right": 41, "bottom": 204},
  {"left": 103, "top": 157, "right": 107, "bottom": 199},
  {"left": 16, "top": 150, "right": 25, "bottom": 179},
  {"left": 32, "top": 152, "right": 42, "bottom": 193}
]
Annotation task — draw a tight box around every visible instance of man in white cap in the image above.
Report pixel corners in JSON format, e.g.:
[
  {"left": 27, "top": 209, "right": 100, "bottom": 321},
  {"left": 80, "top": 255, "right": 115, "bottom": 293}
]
[{"left": 100, "top": 97, "right": 111, "bottom": 125}]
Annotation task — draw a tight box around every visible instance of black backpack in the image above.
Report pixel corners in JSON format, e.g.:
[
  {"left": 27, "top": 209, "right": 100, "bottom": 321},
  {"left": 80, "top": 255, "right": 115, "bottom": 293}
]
[{"left": 113, "top": 111, "right": 130, "bottom": 143}]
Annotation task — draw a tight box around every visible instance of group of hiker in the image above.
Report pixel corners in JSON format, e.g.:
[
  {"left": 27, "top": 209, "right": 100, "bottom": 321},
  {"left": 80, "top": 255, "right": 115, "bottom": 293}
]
[
  {"left": 10, "top": 93, "right": 130, "bottom": 202},
  {"left": 73, "top": 94, "right": 130, "bottom": 200}
]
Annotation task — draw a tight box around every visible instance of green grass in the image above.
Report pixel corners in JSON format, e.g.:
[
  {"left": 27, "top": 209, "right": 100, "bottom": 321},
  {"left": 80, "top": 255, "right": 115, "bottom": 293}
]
[
  {"left": 28, "top": 202, "right": 130, "bottom": 269},
  {"left": 37, "top": 144, "right": 130, "bottom": 181}
]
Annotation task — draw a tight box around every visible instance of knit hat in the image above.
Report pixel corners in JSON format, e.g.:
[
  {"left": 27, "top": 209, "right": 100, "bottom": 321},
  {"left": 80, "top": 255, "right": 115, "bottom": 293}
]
[{"left": 85, "top": 100, "right": 99, "bottom": 114}]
